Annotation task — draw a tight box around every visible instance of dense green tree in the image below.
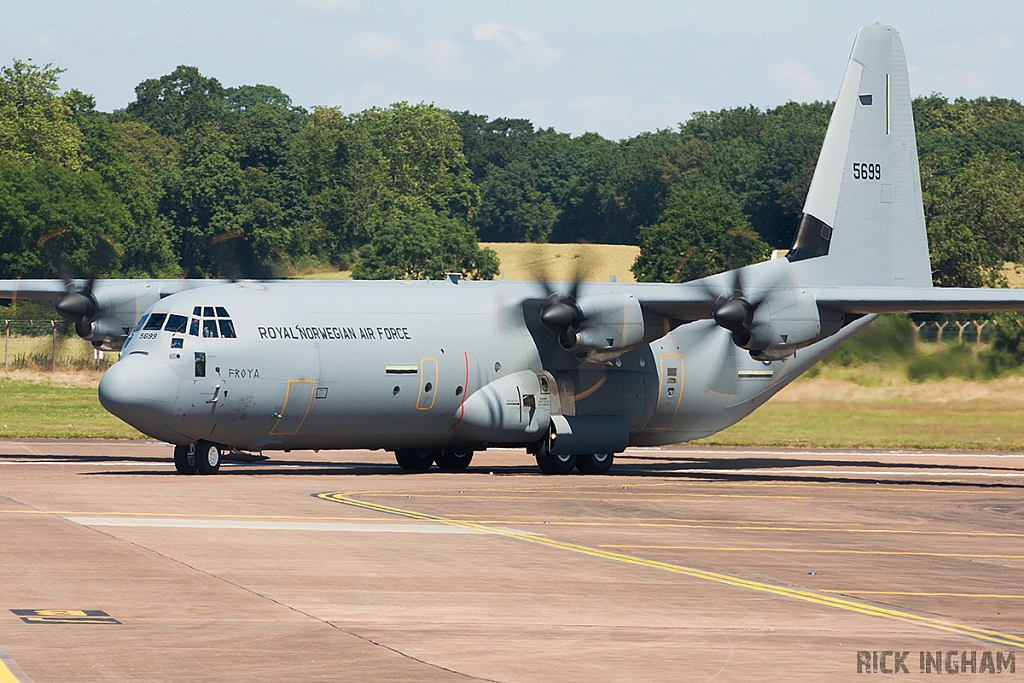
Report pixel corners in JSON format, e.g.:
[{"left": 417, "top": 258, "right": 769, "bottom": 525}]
[
  {"left": 160, "top": 124, "right": 247, "bottom": 277},
  {"left": 126, "top": 66, "right": 229, "bottom": 137},
  {"left": 476, "top": 161, "right": 560, "bottom": 242},
  {"left": 450, "top": 112, "right": 537, "bottom": 183},
  {"left": 67, "top": 91, "right": 178, "bottom": 276},
  {"left": 352, "top": 201, "right": 498, "bottom": 280},
  {"left": 0, "top": 59, "right": 83, "bottom": 170},
  {"left": 0, "top": 160, "right": 131, "bottom": 278},
  {"left": 925, "top": 152, "right": 1024, "bottom": 287},
  {"left": 632, "top": 189, "right": 770, "bottom": 283}
]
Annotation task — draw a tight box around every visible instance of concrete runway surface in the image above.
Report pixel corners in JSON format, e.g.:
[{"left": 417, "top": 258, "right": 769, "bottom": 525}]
[{"left": 0, "top": 440, "right": 1022, "bottom": 682}]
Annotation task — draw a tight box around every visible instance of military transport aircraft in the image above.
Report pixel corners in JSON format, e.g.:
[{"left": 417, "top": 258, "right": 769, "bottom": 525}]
[{"left": 4, "top": 23, "right": 1024, "bottom": 476}]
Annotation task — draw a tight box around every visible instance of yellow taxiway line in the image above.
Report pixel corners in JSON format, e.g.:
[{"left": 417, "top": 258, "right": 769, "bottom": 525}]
[
  {"left": 0, "top": 658, "right": 25, "bottom": 683},
  {"left": 317, "top": 491, "right": 1024, "bottom": 650}
]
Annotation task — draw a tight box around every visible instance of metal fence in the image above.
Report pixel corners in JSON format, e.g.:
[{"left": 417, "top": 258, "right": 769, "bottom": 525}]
[
  {"left": 2, "top": 320, "right": 115, "bottom": 371},
  {"left": 912, "top": 320, "right": 994, "bottom": 344}
]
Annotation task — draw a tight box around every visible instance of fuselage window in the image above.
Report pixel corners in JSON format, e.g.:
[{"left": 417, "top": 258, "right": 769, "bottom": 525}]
[
  {"left": 202, "top": 319, "right": 219, "bottom": 338},
  {"left": 170, "top": 337, "right": 184, "bottom": 349},
  {"left": 164, "top": 314, "right": 188, "bottom": 334},
  {"left": 189, "top": 318, "right": 200, "bottom": 336},
  {"left": 194, "top": 352, "right": 206, "bottom": 377},
  {"left": 143, "top": 313, "right": 167, "bottom": 331},
  {"left": 218, "top": 319, "right": 236, "bottom": 338},
  {"left": 203, "top": 306, "right": 215, "bottom": 318},
  {"left": 215, "top": 306, "right": 230, "bottom": 317}
]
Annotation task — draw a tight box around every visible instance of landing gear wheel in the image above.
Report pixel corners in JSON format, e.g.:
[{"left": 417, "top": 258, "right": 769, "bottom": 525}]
[
  {"left": 173, "top": 444, "right": 197, "bottom": 475},
  {"left": 576, "top": 453, "right": 614, "bottom": 475},
  {"left": 195, "top": 440, "right": 221, "bottom": 474},
  {"left": 435, "top": 450, "right": 473, "bottom": 472},
  {"left": 395, "top": 449, "right": 434, "bottom": 472},
  {"left": 535, "top": 451, "right": 577, "bottom": 475}
]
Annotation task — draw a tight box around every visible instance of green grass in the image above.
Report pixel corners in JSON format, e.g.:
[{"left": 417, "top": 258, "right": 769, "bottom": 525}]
[
  {"left": 3, "top": 373, "right": 1024, "bottom": 449},
  {"left": 0, "top": 377, "right": 144, "bottom": 439},
  {"left": 700, "top": 398, "right": 1024, "bottom": 450}
]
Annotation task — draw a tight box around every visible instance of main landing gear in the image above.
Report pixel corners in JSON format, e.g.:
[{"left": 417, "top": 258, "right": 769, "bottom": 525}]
[
  {"left": 534, "top": 440, "right": 614, "bottom": 475},
  {"left": 174, "top": 440, "right": 222, "bottom": 475},
  {"left": 394, "top": 449, "right": 475, "bottom": 472}
]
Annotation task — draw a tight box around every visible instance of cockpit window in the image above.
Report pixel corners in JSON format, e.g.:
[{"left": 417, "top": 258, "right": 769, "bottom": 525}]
[
  {"left": 134, "top": 315, "right": 148, "bottom": 333},
  {"left": 143, "top": 313, "right": 167, "bottom": 331},
  {"left": 164, "top": 314, "right": 188, "bottom": 334},
  {"left": 187, "top": 305, "right": 238, "bottom": 339}
]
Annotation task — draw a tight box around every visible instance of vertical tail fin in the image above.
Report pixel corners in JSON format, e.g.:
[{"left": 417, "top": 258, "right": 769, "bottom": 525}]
[{"left": 788, "top": 23, "right": 932, "bottom": 288}]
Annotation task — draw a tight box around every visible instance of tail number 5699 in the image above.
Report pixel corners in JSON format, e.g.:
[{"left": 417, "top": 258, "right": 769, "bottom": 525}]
[{"left": 852, "top": 162, "right": 881, "bottom": 180}]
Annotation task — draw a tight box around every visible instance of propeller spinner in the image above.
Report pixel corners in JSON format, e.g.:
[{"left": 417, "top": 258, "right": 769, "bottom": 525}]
[{"left": 55, "top": 277, "right": 98, "bottom": 337}]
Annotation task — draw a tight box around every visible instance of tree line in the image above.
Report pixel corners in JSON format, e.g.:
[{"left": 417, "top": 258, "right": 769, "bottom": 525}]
[{"left": 1, "top": 58, "right": 1023, "bottom": 286}]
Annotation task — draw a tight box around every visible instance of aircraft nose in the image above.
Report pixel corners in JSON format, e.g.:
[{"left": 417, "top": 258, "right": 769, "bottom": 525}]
[{"left": 99, "top": 353, "right": 179, "bottom": 434}]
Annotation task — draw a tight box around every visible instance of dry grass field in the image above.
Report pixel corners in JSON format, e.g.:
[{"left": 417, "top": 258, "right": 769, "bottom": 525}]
[
  {"left": 481, "top": 242, "right": 640, "bottom": 283},
  {"left": 295, "top": 242, "right": 641, "bottom": 283}
]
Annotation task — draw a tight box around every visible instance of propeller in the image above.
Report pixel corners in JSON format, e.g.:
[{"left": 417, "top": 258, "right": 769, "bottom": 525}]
[
  {"left": 698, "top": 266, "right": 765, "bottom": 350},
  {"left": 531, "top": 245, "right": 590, "bottom": 350},
  {"left": 55, "top": 275, "right": 98, "bottom": 338}
]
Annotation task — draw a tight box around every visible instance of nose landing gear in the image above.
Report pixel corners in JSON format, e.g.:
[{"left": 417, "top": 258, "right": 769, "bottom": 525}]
[
  {"left": 173, "top": 444, "right": 197, "bottom": 474},
  {"left": 173, "top": 440, "right": 222, "bottom": 475}
]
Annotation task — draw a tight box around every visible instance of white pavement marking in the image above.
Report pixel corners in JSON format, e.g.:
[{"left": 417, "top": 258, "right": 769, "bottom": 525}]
[{"left": 63, "top": 516, "right": 483, "bottom": 533}]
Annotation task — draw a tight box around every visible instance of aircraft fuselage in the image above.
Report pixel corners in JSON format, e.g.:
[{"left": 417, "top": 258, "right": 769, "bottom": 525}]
[{"left": 98, "top": 278, "right": 862, "bottom": 456}]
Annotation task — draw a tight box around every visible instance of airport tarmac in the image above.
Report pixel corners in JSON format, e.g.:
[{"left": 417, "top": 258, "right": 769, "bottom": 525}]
[{"left": 0, "top": 440, "right": 1022, "bottom": 682}]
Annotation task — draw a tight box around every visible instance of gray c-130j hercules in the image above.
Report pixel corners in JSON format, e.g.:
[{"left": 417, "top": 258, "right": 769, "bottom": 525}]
[{"left": 5, "top": 23, "right": 1024, "bottom": 475}]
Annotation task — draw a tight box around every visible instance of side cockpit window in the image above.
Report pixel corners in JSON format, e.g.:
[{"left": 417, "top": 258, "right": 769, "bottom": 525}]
[
  {"left": 143, "top": 313, "right": 167, "bottom": 330},
  {"left": 189, "top": 318, "right": 200, "bottom": 336},
  {"left": 164, "top": 314, "right": 188, "bottom": 334}
]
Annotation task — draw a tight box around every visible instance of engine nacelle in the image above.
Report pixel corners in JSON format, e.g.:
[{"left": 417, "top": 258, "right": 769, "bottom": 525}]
[
  {"left": 740, "top": 290, "right": 845, "bottom": 360},
  {"left": 77, "top": 282, "right": 166, "bottom": 350},
  {"left": 563, "top": 293, "right": 646, "bottom": 361}
]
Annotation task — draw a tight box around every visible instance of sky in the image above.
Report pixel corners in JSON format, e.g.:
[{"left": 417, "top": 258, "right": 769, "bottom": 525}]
[{"left": 4, "top": 1, "right": 1024, "bottom": 140}]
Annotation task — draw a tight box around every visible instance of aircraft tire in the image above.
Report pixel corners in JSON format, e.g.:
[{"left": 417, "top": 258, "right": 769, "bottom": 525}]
[
  {"left": 435, "top": 450, "right": 473, "bottom": 472},
  {"left": 395, "top": 449, "right": 434, "bottom": 472},
  {"left": 195, "top": 440, "right": 222, "bottom": 474},
  {"left": 575, "top": 453, "right": 614, "bottom": 475},
  {"left": 535, "top": 451, "right": 576, "bottom": 475},
  {"left": 173, "top": 444, "right": 198, "bottom": 475}
]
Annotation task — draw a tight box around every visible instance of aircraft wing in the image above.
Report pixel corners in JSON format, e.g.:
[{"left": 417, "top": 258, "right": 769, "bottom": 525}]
[
  {"left": 0, "top": 279, "right": 71, "bottom": 301},
  {"left": 631, "top": 281, "right": 1024, "bottom": 321},
  {"left": 0, "top": 279, "right": 231, "bottom": 302},
  {"left": 809, "top": 287, "right": 1024, "bottom": 314}
]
